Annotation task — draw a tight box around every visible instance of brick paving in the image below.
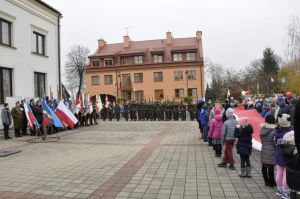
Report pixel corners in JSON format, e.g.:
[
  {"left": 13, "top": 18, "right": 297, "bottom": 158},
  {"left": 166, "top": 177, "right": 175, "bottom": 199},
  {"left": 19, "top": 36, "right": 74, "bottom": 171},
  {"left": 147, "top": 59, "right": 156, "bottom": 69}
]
[{"left": 0, "top": 121, "right": 278, "bottom": 199}]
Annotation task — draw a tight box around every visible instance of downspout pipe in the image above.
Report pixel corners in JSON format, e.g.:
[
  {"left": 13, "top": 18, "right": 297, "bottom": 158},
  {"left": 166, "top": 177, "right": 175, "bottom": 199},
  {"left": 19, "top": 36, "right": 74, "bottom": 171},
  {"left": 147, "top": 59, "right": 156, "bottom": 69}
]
[{"left": 57, "top": 14, "right": 62, "bottom": 98}]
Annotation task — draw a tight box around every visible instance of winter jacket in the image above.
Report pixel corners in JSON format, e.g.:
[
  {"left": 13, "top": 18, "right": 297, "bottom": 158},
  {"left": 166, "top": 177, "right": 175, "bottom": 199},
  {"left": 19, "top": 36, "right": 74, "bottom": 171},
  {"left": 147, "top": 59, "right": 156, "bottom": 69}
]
[
  {"left": 273, "top": 127, "right": 292, "bottom": 166},
  {"left": 198, "top": 108, "right": 208, "bottom": 126},
  {"left": 1, "top": 108, "right": 12, "bottom": 125},
  {"left": 221, "top": 116, "right": 238, "bottom": 142},
  {"left": 260, "top": 123, "right": 276, "bottom": 165},
  {"left": 280, "top": 143, "right": 300, "bottom": 190},
  {"left": 234, "top": 124, "right": 253, "bottom": 156},
  {"left": 32, "top": 105, "right": 43, "bottom": 124},
  {"left": 209, "top": 115, "right": 222, "bottom": 139}
]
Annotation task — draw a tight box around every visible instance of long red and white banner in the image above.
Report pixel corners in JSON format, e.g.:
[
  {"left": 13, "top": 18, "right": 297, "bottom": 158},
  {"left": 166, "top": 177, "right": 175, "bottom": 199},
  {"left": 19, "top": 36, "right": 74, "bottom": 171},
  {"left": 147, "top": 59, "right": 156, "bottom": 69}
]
[{"left": 234, "top": 107, "right": 264, "bottom": 151}]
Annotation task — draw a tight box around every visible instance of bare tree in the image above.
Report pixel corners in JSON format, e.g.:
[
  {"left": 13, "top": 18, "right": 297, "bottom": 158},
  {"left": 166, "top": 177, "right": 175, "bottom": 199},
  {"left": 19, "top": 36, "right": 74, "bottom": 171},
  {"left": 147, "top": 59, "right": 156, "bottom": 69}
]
[
  {"left": 286, "top": 16, "right": 300, "bottom": 68},
  {"left": 64, "top": 45, "right": 90, "bottom": 96}
]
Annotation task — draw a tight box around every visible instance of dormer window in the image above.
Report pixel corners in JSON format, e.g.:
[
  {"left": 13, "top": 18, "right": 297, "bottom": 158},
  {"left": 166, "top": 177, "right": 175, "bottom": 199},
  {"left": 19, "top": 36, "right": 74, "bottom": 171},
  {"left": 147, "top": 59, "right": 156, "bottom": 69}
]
[
  {"left": 173, "top": 53, "right": 182, "bottom": 62},
  {"left": 186, "top": 52, "right": 196, "bottom": 61},
  {"left": 92, "top": 60, "right": 100, "bottom": 67},
  {"left": 153, "top": 54, "right": 163, "bottom": 63},
  {"left": 134, "top": 56, "right": 143, "bottom": 64},
  {"left": 121, "top": 57, "right": 131, "bottom": 65},
  {"left": 104, "top": 58, "right": 113, "bottom": 66}
]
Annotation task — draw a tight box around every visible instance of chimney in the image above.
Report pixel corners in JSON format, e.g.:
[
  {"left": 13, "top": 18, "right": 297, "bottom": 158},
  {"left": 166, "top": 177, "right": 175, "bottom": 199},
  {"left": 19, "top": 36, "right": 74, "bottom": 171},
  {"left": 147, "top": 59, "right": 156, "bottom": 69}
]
[
  {"left": 98, "top": 38, "right": 106, "bottom": 49},
  {"left": 196, "top": 31, "right": 202, "bottom": 40},
  {"left": 123, "top": 35, "right": 130, "bottom": 48},
  {"left": 166, "top": 31, "right": 173, "bottom": 45}
]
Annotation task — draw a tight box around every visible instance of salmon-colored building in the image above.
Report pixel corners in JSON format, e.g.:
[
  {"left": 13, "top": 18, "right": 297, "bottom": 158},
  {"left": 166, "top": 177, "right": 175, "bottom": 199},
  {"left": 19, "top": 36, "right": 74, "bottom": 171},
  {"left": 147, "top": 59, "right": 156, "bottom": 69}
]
[{"left": 86, "top": 31, "right": 204, "bottom": 102}]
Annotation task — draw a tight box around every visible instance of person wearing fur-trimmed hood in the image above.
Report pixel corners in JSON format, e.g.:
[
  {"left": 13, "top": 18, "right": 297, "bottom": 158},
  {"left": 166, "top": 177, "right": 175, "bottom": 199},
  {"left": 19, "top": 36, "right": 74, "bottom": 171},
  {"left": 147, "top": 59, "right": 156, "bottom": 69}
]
[{"left": 260, "top": 115, "right": 277, "bottom": 187}]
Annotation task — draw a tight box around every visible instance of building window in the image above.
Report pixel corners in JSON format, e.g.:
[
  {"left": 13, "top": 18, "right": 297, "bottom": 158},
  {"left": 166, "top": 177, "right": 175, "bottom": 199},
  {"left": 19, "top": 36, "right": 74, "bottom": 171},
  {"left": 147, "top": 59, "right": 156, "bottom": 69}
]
[
  {"left": 34, "top": 72, "right": 46, "bottom": 97},
  {"left": 172, "top": 53, "right": 182, "bottom": 61},
  {"left": 134, "top": 73, "right": 143, "bottom": 83},
  {"left": 104, "top": 58, "right": 113, "bottom": 66},
  {"left": 188, "top": 88, "right": 197, "bottom": 98},
  {"left": 0, "top": 67, "right": 12, "bottom": 104},
  {"left": 91, "top": 76, "right": 100, "bottom": 85},
  {"left": 175, "top": 89, "right": 184, "bottom": 98},
  {"left": 92, "top": 61, "right": 100, "bottom": 67},
  {"left": 32, "top": 32, "right": 45, "bottom": 55},
  {"left": 186, "top": 52, "right": 196, "bottom": 61},
  {"left": 154, "top": 90, "right": 164, "bottom": 100},
  {"left": 186, "top": 70, "right": 196, "bottom": 80},
  {"left": 121, "top": 57, "right": 131, "bottom": 65},
  {"left": 153, "top": 54, "right": 163, "bottom": 63},
  {"left": 154, "top": 72, "right": 163, "bottom": 82},
  {"left": 0, "top": 18, "right": 11, "bottom": 46},
  {"left": 104, "top": 75, "right": 113, "bottom": 85},
  {"left": 134, "top": 56, "right": 143, "bottom": 64},
  {"left": 135, "top": 90, "right": 144, "bottom": 101},
  {"left": 174, "top": 71, "right": 183, "bottom": 81},
  {"left": 122, "top": 73, "right": 131, "bottom": 85}
]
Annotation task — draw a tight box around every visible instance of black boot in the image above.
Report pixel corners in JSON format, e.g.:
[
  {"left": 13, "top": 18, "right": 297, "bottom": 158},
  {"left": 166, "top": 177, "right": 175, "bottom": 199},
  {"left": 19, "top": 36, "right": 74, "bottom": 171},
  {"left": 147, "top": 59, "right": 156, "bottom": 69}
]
[
  {"left": 268, "top": 167, "right": 277, "bottom": 187},
  {"left": 262, "top": 165, "right": 269, "bottom": 186}
]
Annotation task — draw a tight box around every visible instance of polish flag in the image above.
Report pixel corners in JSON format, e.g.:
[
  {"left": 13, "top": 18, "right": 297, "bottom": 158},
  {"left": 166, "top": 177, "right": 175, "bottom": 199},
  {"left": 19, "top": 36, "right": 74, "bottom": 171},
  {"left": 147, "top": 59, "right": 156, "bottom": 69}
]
[
  {"left": 55, "top": 101, "right": 78, "bottom": 129},
  {"left": 24, "top": 102, "right": 40, "bottom": 130}
]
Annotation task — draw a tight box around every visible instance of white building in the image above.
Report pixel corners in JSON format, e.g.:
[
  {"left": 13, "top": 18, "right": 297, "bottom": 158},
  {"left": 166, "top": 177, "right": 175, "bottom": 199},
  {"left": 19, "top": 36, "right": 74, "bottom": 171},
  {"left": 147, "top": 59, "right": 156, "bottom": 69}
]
[{"left": 0, "top": 0, "right": 62, "bottom": 127}]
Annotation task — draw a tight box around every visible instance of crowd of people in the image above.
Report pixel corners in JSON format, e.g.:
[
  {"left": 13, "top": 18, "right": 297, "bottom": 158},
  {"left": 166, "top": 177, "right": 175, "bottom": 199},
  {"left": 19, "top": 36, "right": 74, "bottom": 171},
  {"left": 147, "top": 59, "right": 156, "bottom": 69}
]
[
  {"left": 1, "top": 94, "right": 299, "bottom": 198},
  {"left": 195, "top": 95, "right": 300, "bottom": 199}
]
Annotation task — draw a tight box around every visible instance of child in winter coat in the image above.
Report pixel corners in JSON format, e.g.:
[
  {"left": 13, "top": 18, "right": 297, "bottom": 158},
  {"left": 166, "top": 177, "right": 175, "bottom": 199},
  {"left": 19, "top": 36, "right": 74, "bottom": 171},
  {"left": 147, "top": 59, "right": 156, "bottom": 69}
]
[
  {"left": 260, "top": 115, "right": 277, "bottom": 187},
  {"left": 234, "top": 117, "right": 253, "bottom": 178},
  {"left": 274, "top": 113, "right": 293, "bottom": 199},
  {"left": 218, "top": 108, "right": 238, "bottom": 169},
  {"left": 209, "top": 107, "right": 223, "bottom": 157},
  {"left": 199, "top": 105, "right": 209, "bottom": 142}
]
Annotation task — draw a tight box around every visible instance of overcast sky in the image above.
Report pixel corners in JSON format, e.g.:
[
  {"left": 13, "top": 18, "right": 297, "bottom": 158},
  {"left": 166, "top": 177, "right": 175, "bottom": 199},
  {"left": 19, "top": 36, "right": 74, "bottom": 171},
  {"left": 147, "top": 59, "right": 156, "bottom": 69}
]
[{"left": 44, "top": 0, "right": 300, "bottom": 72}]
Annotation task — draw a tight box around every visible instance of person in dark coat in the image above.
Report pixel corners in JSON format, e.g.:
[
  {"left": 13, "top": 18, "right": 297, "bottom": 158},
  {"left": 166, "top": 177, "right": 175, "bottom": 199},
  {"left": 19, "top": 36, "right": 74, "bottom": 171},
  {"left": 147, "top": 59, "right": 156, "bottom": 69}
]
[
  {"left": 280, "top": 100, "right": 300, "bottom": 199},
  {"left": 260, "top": 115, "right": 277, "bottom": 187},
  {"left": 20, "top": 100, "right": 28, "bottom": 135},
  {"left": 234, "top": 117, "right": 253, "bottom": 178},
  {"left": 1, "top": 103, "right": 12, "bottom": 139}
]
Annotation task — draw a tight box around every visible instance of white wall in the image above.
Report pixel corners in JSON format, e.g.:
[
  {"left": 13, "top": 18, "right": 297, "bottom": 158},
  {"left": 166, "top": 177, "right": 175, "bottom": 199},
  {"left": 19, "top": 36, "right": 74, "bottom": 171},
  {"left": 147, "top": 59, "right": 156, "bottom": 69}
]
[{"left": 0, "top": 0, "right": 60, "bottom": 129}]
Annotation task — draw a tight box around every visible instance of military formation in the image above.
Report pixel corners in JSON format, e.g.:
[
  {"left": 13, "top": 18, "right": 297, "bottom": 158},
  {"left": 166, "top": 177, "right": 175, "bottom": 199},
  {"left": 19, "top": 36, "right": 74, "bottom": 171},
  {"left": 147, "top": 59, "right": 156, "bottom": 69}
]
[{"left": 100, "top": 101, "right": 197, "bottom": 121}]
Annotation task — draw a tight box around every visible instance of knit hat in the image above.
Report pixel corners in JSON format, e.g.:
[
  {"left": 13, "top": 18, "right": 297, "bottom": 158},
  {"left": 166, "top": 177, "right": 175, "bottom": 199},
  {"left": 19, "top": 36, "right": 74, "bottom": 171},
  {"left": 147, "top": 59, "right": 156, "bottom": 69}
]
[
  {"left": 239, "top": 117, "right": 248, "bottom": 127},
  {"left": 278, "top": 113, "right": 291, "bottom": 128},
  {"left": 283, "top": 131, "right": 295, "bottom": 145},
  {"left": 214, "top": 107, "right": 221, "bottom": 115},
  {"left": 226, "top": 108, "right": 234, "bottom": 118},
  {"left": 290, "top": 97, "right": 298, "bottom": 106}
]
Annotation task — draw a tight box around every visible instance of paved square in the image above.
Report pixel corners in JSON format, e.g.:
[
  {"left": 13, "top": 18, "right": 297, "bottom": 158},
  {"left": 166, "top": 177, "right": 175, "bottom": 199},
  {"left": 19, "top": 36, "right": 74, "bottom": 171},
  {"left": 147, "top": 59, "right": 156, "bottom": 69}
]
[{"left": 0, "top": 121, "right": 278, "bottom": 198}]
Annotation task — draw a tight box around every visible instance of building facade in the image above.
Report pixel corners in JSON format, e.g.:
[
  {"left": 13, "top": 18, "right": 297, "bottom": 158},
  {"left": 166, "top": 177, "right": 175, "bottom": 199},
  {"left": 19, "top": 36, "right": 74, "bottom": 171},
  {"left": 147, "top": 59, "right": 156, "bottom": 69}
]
[
  {"left": 0, "top": 0, "right": 62, "bottom": 103},
  {"left": 86, "top": 31, "right": 204, "bottom": 102}
]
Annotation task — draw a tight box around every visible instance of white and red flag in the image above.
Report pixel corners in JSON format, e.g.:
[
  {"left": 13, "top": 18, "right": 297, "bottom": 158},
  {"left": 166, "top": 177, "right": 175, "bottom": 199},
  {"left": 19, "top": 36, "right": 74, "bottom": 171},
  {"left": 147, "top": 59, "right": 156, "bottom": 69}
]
[{"left": 55, "top": 101, "right": 78, "bottom": 129}]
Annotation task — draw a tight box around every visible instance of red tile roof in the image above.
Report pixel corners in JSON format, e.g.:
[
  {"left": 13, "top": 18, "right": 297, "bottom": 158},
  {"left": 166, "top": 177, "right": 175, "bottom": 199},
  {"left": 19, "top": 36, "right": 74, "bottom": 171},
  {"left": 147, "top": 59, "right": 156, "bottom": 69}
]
[{"left": 89, "top": 36, "right": 203, "bottom": 65}]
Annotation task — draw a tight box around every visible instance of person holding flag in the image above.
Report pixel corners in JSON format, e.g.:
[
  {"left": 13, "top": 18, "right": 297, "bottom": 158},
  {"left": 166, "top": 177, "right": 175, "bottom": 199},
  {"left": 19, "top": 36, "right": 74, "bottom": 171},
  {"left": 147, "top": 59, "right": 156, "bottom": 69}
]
[{"left": 42, "top": 97, "right": 64, "bottom": 136}]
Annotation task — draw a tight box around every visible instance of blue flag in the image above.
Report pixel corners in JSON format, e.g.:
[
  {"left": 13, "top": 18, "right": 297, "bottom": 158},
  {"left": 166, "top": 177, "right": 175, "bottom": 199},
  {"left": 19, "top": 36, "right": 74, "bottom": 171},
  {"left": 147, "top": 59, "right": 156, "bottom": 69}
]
[{"left": 42, "top": 97, "right": 64, "bottom": 128}]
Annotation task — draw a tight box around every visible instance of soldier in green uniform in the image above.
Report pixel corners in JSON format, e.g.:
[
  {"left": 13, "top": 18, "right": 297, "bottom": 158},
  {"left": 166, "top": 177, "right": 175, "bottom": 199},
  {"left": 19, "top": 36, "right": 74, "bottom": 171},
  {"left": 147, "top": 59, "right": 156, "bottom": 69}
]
[
  {"left": 101, "top": 106, "right": 107, "bottom": 121},
  {"left": 179, "top": 102, "right": 186, "bottom": 121},
  {"left": 115, "top": 103, "right": 121, "bottom": 121},
  {"left": 108, "top": 103, "right": 113, "bottom": 121},
  {"left": 11, "top": 101, "right": 23, "bottom": 137},
  {"left": 124, "top": 103, "right": 129, "bottom": 121}
]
